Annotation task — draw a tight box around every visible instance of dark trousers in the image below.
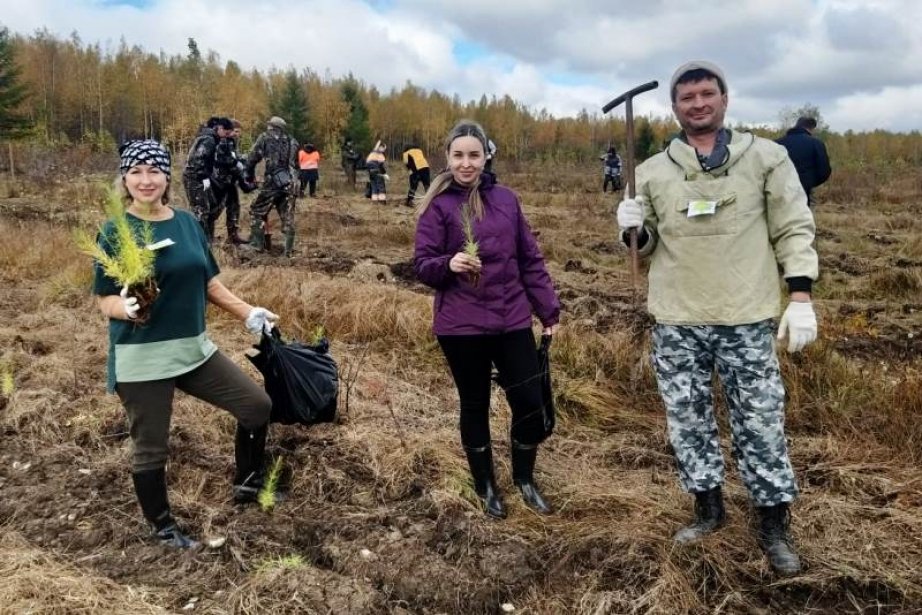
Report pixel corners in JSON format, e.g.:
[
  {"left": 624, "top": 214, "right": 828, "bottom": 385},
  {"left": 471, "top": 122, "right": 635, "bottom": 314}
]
[
  {"left": 437, "top": 328, "right": 546, "bottom": 448},
  {"left": 116, "top": 351, "right": 271, "bottom": 472},
  {"left": 299, "top": 169, "right": 319, "bottom": 197},
  {"left": 342, "top": 161, "right": 356, "bottom": 187},
  {"left": 603, "top": 172, "right": 622, "bottom": 193},
  {"left": 407, "top": 168, "right": 431, "bottom": 202},
  {"left": 368, "top": 171, "right": 386, "bottom": 196},
  {"left": 222, "top": 184, "right": 241, "bottom": 231}
]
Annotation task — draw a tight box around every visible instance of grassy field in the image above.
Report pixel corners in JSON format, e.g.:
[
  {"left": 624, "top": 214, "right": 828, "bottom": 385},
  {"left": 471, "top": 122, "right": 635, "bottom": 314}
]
[{"left": 0, "top": 158, "right": 921, "bottom": 614}]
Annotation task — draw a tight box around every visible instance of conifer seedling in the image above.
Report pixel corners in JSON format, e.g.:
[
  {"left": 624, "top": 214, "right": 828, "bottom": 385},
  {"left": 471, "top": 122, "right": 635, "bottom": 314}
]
[
  {"left": 258, "top": 456, "right": 285, "bottom": 512},
  {"left": 75, "top": 188, "right": 159, "bottom": 323},
  {"left": 461, "top": 201, "right": 480, "bottom": 286},
  {"left": 1, "top": 364, "right": 13, "bottom": 396}
]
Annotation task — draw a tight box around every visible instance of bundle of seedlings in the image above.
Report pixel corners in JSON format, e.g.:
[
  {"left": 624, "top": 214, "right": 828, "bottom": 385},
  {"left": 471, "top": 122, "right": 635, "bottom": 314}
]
[
  {"left": 75, "top": 188, "right": 159, "bottom": 323},
  {"left": 461, "top": 200, "right": 480, "bottom": 287}
]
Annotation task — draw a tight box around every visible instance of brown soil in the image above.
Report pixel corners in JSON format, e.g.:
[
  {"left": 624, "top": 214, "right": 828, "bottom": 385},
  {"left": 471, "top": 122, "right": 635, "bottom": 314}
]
[{"left": 2, "top": 169, "right": 922, "bottom": 613}]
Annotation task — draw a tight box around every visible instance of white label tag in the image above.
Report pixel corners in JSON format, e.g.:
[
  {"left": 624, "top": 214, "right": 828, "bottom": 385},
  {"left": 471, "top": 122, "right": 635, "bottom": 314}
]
[
  {"left": 687, "top": 200, "right": 718, "bottom": 218},
  {"left": 146, "top": 238, "right": 175, "bottom": 251}
]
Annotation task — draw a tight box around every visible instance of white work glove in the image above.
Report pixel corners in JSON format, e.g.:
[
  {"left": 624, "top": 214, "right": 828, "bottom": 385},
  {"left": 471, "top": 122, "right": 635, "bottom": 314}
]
[
  {"left": 777, "top": 301, "right": 817, "bottom": 353},
  {"left": 245, "top": 307, "right": 279, "bottom": 335},
  {"left": 382, "top": 174, "right": 390, "bottom": 181},
  {"left": 202, "top": 178, "right": 211, "bottom": 190},
  {"left": 120, "top": 286, "right": 139, "bottom": 320},
  {"left": 616, "top": 196, "right": 645, "bottom": 231}
]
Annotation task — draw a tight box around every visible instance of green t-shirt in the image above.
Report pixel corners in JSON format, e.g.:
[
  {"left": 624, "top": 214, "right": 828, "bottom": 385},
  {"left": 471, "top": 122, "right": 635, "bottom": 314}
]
[{"left": 93, "top": 208, "right": 220, "bottom": 392}]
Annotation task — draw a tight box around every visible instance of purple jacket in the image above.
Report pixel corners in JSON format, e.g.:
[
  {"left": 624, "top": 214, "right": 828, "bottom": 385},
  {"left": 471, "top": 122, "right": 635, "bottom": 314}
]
[{"left": 414, "top": 174, "right": 560, "bottom": 335}]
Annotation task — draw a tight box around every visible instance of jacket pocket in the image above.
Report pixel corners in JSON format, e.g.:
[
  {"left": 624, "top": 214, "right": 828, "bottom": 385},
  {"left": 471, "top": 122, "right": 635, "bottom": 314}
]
[{"left": 672, "top": 193, "right": 738, "bottom": 237}]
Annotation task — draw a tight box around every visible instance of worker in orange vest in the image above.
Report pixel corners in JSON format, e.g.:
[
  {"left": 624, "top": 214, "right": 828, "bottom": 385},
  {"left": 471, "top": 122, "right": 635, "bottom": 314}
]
[{"left": 298, "top": 143, "right": 321, "bottom": 198}]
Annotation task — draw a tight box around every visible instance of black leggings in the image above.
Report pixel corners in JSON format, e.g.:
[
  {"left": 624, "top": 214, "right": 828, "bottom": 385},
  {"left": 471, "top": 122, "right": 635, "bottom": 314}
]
[{"left": 437, "top": 328, "right": 546, "bottom": 448}]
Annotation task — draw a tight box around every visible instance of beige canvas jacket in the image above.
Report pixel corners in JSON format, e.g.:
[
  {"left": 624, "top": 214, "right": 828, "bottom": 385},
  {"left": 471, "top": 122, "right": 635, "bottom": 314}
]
[{"left": 634, "top": 130, "right": 818, "bottom": 326}]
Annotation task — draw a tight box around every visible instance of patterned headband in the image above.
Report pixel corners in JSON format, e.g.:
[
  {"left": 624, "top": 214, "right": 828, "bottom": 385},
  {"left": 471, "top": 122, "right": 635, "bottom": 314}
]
[{"left": 119, "top": 140, "right": 172, "bottom": 178}]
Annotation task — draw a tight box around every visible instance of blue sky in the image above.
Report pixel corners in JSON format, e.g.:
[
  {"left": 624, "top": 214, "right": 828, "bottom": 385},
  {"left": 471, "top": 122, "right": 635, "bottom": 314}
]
[
  {"left": 4, "top": 0, "right": 922, "bottom": 132},
  {"left": 94, "top": 0, "right": 152, "bottom": 6}
]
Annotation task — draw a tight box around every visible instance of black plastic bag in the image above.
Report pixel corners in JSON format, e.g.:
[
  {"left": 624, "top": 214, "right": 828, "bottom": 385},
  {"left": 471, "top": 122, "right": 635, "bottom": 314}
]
[
  {"left": 537, "top": 334, "right": 556, "bottom": 437},
  {"left": 247, "top": 327, "right": 338, "bottom": 425}
]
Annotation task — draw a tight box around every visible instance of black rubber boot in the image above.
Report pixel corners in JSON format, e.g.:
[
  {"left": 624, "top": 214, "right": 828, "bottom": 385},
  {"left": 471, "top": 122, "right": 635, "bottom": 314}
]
[
  {"left": 264, "top": 233, "right": 273, "bottom": 252},
  {"left": 757, "top": 503, "right": 802, "bottom": 576},
  {"left": 511, "top": 440, "right": 552, "bottom": 514},
  {"left": 226, "top": 228, "right": 248, "bottom": 245},
  {"left": 463, "top": 445, "right": 506, "bottom": 519},
  {"left": 233, "top": 423, "right": 268, "bottom": 504},
  {"left": 248, "top": 224, "right": 265, "bottom": 251},
  {"left": 131, "top": 468, "right": 198, "bottom": 549},
  {"left": 284, "top": 233, "right": 295, "bottom": 257},
  {"left": 674, "top": 486, "right": 726, "bottom": 544},
  {"left": 205, "top": 217, "right": 217, "bottom": 245}
]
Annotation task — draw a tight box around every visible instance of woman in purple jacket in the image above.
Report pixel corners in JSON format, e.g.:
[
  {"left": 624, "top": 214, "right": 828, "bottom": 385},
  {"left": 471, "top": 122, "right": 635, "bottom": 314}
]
[{"left": 414, "top": 120, "right": 560, "bottom": 518}]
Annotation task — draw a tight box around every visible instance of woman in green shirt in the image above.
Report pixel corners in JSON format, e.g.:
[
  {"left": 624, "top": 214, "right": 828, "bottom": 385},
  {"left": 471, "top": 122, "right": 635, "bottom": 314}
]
[{"left": 94, "top": 140, "right": 278, "bottom": 548}]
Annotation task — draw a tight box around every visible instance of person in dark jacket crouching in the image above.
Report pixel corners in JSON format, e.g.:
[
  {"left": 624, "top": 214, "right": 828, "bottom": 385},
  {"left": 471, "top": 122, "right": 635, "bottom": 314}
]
[
  {"left": 94, "top": 140, "right": 280, "bottom": 548},
  {"left": 413, "top": 120, "right": 560, "bottom": 518}
]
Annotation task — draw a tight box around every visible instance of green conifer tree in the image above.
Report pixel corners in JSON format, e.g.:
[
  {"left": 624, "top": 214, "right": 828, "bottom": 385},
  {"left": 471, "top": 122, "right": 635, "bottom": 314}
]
[
  {"left": 340, "top": 75, "right": 371, "bottom": 153},
  {"left": 271, "top": 70, "right": 311, "bottom": 144},
  {"left": 0, "top": 26, "right": 30, "bottom": 139}
]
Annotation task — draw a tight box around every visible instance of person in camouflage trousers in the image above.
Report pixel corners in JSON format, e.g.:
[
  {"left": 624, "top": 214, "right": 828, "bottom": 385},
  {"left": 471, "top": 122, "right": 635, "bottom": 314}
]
[
  {"left": 616, "top": 61, "right": 819, "bottom": 576},
  {"left": 652, "top": 322, "right": 796, "bottom": 503},
  {"left": 183, "top": 117, "right": 234, "bottom": 241},
  {"left": 245, "top": 116, "right": 300, "bottom": 256},
  {"left": 211, "top": 119, "right": 250, "bottom": 245}
]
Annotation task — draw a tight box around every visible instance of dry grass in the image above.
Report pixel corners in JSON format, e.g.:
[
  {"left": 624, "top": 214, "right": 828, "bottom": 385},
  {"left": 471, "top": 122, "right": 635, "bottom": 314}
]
[
  {"left": 2, "top": 163, "right": 922, "bottom": 613},
  {"left": 0, "top": 532, "right": 167, "bottom": 613}
]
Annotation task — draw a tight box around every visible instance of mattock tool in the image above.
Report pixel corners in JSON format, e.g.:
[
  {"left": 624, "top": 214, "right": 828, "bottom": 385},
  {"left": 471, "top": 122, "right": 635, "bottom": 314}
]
[{"left": 602, "top": 80, "right": 659, "bottom": 302}]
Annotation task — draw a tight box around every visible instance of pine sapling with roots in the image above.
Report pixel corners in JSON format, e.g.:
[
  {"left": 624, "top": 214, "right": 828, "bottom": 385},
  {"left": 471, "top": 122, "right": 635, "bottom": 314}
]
[
  {"left": 74, "top": 188, "right": 159, "bottom": 324},
  {"left": 461, "top": 201, "right": 481, "bottom": 287}
]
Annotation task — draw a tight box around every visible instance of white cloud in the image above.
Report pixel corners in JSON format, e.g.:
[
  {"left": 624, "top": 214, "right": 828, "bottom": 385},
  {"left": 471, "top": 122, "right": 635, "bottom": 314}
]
[
  {"left": 825, "top": 85, "right": 922, "bottom": 132},
  {"left": 2, "top": 0, "right": 920, "bottom": 131}
]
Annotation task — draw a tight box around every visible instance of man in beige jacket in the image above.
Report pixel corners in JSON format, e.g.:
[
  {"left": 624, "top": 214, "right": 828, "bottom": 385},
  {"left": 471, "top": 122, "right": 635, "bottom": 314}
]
[{"left": 617, "top": 60, "right": 818, "bottom": 576}]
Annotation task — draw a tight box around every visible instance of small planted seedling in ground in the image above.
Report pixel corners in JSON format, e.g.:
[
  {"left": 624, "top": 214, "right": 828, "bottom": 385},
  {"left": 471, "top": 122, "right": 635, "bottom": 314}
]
[
  {"left": 258, "top": 456, "right": 284, "bottom": 512},
  {"left": 74, "top": 188, "right": 159, "bottom": 323},
  {"left": 461, "top": 201, "right": 481, "bottom": 286},
  {"left": 1, "top": 365, "right": 13, "bottom": 396},
  {"left": 255, "top": 554, "right": 305, "bottom": 573},
  {"left": 307, "top": 324, "right": 326, "bottom": 346},
  {"left": 0, "top": 363, "right": 13, "bottom": 409}
]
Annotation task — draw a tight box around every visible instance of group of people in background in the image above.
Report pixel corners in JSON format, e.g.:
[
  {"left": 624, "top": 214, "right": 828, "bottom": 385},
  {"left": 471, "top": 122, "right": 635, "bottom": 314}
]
[
  {"left": 182, "top": 115, "right": 300, "bottom": 255},
  {"left": 95, "top": 59, "right": 830, "bottom": 580}
]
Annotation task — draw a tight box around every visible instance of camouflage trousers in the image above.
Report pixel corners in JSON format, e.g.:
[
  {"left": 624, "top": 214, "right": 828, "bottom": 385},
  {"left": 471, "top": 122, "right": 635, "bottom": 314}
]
[
  {"left": 651, "top": 320, "right": 797, "bottom": 506},
  {"left": 183, "top": 175, "right": 220, "bottom": 236},
  {"left": 249, "top": 186, "right": 295, "bottom": 239}
]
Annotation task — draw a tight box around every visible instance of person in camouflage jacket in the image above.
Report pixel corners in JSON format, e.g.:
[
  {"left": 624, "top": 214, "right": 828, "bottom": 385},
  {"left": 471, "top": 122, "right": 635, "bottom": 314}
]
[
  {"left": 245, "top": 116, "right": 300, "bottom": 256},
  {"left": 183, "top": 117, "right": 233, "bottom": 241},
  {"left": 211, "top": 119, "right": 250, "bottom": 245}
]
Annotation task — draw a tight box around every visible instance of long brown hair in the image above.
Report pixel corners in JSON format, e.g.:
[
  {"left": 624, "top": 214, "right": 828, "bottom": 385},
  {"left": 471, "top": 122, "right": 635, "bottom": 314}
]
[{"left": 417, "top": 119, "right": 489, "bottom": 220}]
